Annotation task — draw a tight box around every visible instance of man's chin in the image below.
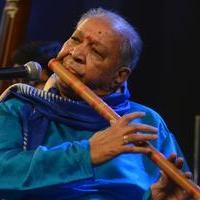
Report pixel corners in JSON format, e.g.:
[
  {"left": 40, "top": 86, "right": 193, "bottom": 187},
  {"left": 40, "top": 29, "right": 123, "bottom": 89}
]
[
  {"left": 56, "top": 77, "right": 110, "bottom": 99},
  {"left": 57, "top": 81, "right": 82, "bottom": 100}
]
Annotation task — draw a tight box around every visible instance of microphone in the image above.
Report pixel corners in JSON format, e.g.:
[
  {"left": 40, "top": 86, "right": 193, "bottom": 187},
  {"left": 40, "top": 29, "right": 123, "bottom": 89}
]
[{"left": 0, "top": 61, "right": 42, "bottom": 80}]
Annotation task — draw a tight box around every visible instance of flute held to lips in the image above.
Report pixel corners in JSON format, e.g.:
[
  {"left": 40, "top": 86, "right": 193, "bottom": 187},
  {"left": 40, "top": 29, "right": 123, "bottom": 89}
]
[{"left": 48, "top": 58, "right": 200, "bottom": 200}]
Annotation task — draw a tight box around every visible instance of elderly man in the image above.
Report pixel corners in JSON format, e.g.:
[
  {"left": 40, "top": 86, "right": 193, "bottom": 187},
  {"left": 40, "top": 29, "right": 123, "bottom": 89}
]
[{"left": 0, "top": 8, "right": 191, "bottom": 200}]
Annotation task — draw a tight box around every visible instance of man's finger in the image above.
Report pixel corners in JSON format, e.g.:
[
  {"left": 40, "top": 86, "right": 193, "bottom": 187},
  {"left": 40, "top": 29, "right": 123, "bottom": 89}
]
[
  {"left": 119, "top": 112, "right": 146, "bottom": 125},
  {"left": 185, "top": 171, "right": 192, "bottom": 179},
  {"left": 124, "top": 133, "right": 158, "bottom": 143},
  {"left": 125, "top": 124, "right": 158, "bottom": 134},
  {"left": 110, "top": 119, "right": 117, "bottom": 126},
  {"left": 122, "top": 145, "right": 151, "bottom": 154},
  {"left": 175, "top": 157, "right": 184, "bottom": 169},
  {"left": 167, "top": 153, "right": 177, "bottom": 163}
]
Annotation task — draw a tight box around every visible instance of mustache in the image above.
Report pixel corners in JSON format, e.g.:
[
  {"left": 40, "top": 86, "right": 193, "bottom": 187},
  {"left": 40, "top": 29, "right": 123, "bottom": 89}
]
[{"left": 59, "top": 59, "right": 85, "bottom": 77}]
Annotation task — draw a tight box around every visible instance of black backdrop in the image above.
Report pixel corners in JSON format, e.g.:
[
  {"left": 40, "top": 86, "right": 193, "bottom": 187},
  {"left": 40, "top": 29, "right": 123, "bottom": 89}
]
[{"left": 0, "top": 0, "right": 199, "bottom": 172}]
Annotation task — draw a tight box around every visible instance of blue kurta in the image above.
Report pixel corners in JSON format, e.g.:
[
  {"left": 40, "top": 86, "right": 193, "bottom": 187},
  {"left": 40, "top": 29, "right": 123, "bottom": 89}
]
[{"left": 0, "top": 84, "right": 188, "bottom": 200}]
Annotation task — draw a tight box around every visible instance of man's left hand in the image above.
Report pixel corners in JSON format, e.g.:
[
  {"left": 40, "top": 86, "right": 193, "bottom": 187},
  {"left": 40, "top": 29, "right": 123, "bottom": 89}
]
[{"left": 151, "top": 154, "right": 192, "bottom": 200}]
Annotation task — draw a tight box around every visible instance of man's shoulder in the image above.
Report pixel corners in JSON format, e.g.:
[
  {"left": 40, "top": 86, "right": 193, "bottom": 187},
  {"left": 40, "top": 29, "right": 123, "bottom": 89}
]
[
  {"left": 128, "top": 101, "right": 173, "bottom": 146},
  {"left": 0, "top": 97, "right": 26, "bottom": 115},
  {"left": 1, "top": 96, "right": 25, "bottom": 105},
  {"left": 128, "top": 100, "right": 160, "bottom": 116},
  {"left": 128, "top": 100, "right": 166, "bottom": 127}
]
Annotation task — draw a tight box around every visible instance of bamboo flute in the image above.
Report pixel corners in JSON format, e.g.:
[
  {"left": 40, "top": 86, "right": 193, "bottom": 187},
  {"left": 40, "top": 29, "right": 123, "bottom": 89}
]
[{"left": 48, "top": 58, "right": 200, "bottom": 199}]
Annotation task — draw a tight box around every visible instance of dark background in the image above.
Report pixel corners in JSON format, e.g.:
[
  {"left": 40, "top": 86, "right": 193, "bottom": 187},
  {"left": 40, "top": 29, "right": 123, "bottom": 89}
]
[{"left": 0, "top": 0, "right": 199, "bottom": 174}]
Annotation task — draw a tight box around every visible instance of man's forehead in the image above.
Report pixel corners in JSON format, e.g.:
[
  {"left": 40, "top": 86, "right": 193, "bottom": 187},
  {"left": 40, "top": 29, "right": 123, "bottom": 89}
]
[
  {"left": 75, "top": 18, "right": 121, "bottom": 44},
  {"left": 77, "top": 17, "right": 118, "bottom": 36},
  {"left": 74, "top": 29, "right": 104, "bottom": 44}
]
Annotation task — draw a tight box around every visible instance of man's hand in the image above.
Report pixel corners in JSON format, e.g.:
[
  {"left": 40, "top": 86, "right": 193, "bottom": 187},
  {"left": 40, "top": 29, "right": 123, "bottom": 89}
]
[
  {"left": 151, "top": 154, "right": 192, "bottom": 200},
  {"left": 89, "top": 112, "right": 158, "bottom": 165}
]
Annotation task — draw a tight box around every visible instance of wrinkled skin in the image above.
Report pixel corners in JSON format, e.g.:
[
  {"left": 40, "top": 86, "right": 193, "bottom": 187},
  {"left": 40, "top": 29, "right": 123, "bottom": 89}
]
[
  {"left": 151, "top": 154, "right": 193, "bottom": 200},
  {"left": 56, "top": 17, "right": 130, "bottom": 98},
  {"left": 90, "top": 112, "right": 157, "bottom": 164}
]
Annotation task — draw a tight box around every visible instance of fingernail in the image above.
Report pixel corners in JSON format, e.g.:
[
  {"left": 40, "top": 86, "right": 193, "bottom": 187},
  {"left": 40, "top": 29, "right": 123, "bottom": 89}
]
[{"left": 110, "top": 119, "right": 117, "bottom": 125}]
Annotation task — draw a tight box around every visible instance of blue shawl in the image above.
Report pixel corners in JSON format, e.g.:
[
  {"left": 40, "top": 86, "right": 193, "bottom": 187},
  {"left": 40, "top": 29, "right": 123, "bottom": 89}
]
[{"left": 3, "top": 83, "right": 131, "bottom": 150}]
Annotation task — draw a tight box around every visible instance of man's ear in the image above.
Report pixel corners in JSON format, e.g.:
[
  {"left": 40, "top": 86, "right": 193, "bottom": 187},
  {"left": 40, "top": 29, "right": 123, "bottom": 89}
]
[
  {"left": 115, "top": 67, "right": 131, "bottom": 84},
  {"left": 113, "top": 66, "right": 131, "bottom": 86}
]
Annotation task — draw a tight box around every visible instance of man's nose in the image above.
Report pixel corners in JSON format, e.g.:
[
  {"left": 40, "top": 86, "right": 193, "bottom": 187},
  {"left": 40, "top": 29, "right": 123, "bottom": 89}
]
[{"left": 71, "top": 45, "right": 86, "bottom": 64}]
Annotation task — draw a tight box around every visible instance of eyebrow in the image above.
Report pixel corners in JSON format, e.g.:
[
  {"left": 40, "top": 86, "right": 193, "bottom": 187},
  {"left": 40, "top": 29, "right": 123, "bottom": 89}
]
[{"left": 75, "top": 29, "right": 108, "bottom": 51}]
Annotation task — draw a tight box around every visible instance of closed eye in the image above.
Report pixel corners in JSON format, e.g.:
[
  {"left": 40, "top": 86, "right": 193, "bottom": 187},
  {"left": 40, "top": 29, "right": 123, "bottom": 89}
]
[
  {"left": 71, "top": 36, "right": 81, "bottom": 43},
  {"left": 92, "top": 48, "right": 103, "bottom": 58}
]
